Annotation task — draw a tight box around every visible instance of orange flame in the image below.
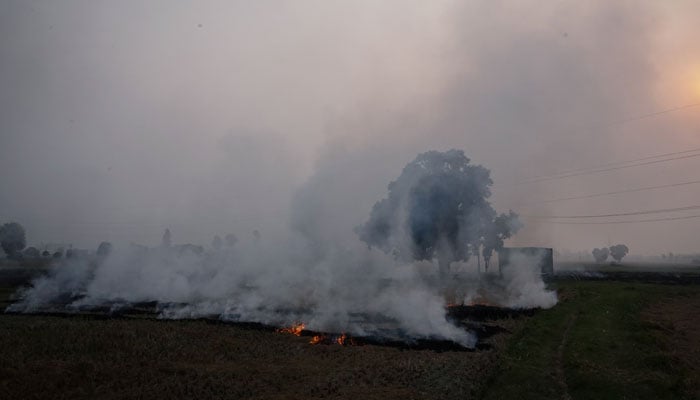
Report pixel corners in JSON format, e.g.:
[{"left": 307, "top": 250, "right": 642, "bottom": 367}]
[
  {"left": 309, "top": 333, "right": 357, "bottom": 346},
  {"left": 278, "top": 324, "right": 357, "bottom": 346},
  {"left": 310, "top": 335, "right": 324, "bottom": 344},
  {"left": 336, "top": 333, "right": 347, "bottom": 345},
  {"left": 277, "top": 322, "right": 305, "bottom": 336}
]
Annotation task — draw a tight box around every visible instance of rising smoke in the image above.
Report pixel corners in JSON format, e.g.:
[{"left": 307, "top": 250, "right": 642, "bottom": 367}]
[{"left": 9, "top": 150, "right": 556, "bottom": 348}]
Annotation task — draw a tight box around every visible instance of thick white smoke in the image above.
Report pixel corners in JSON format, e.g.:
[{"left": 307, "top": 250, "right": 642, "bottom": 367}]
[
  {"left": 7, "top": 236, "right": 558, "bottom": 348},
  {"left": 8, "top": 150, "right": 557, "bottom": 349},
  {"left": 501, "top": 252, "right": 558, "bottom": 309},
  {"left": 8, "top": 237, "right": 481, "bottom": 347}
]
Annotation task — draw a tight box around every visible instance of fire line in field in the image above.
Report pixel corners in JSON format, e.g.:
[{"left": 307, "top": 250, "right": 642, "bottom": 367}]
[
  {"left": 277, "top": 322, "right": 355, "bottom": 346},
  {"left": 276, "top": 322, "right": 305, "bottom": 336}
]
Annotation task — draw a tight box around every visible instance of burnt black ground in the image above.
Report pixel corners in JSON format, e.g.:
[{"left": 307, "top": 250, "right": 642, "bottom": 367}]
[{"left": 3, "top": 264, "right": 700, "bottom": 399}]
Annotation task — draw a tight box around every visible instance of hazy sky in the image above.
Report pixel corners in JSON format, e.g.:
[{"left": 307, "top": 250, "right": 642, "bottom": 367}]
[{"left": 1, "top": 1, "right": 699, "bottom": 254}]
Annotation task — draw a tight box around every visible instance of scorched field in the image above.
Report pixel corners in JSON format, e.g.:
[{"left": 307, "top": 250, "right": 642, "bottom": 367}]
[{"left": 2, "top": 266, "right": 700, "bottom": 400}]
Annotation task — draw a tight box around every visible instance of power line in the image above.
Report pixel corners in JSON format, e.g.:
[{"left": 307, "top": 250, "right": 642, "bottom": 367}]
[
  {"left": 589, "top": 102, "right": 700, "bottom": 129},
  {"left": 514, "top": 146, "right": 700, "bottom": 184},
  {"left": 497, "top": 101, "right": 700, "bottom": 185},
  {"left": 521, "top": 179, "right": 700, "bottom": 204},
  {"left": 523, "top": 205, "right": 700, "bottom": 219},
  {"left": 527, "top": 214, "right": 700, "bottom": 225},
  {"left": 515, "top": 152, "right": 700, "bottom": 184},
  {"left": 598, "top": 102, "right": 700, "bottom": 127}
]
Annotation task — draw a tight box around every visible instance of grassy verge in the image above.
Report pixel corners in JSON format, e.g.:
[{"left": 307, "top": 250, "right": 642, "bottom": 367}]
[{"left": 482, "top": 281, "right": 699, "bottom": 400}]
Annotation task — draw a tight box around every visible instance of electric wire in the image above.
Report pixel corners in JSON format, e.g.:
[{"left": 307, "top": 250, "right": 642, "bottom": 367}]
[
  {"left": 520, "top": 179, "right": 700, "bottom": 204},
  {"left": 527, "top": 214, "right": 700, "bottom": 225},
  {"left": 522, "top": 204, "right": 700, "bottom": 219},
  {"left": 499, "top": 101, "right": 700, "bottom": 184},
  {"left": 515, "top": 152, "right": 700, "bottom": 184}
]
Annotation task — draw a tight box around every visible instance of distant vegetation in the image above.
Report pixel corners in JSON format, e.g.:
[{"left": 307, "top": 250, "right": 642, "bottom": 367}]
[
  {"left": 0, "top": 222, "right": 26, "bottom": 260},
  {"left": 609, "top": 244, "right": 629, "bottom": 262},
  {"left": 592, "top": 244, "right": 629, "bottom": 263},
  {"left": 592, "top": 247, "right": 609, "bottom": 263},
  {"left": 0, "top": 221, "right": 248, "bottom": 271}
]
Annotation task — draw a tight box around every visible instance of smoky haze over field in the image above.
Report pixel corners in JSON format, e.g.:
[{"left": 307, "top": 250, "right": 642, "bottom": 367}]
[
  {"left": 1, "top": 1, "right": 700, "bottom": 253},
  {"left": 8, "top": 150, "right": 557, "bottom": 347}
]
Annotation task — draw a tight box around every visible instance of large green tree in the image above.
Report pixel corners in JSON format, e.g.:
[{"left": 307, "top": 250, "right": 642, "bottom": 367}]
[{"left": 356, "top": 150, "right": 521, "bottom": 278}]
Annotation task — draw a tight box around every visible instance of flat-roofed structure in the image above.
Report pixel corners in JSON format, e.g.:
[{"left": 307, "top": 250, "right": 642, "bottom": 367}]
[{"left": 498, "top": 247, "right": 554, "bottom": 277}]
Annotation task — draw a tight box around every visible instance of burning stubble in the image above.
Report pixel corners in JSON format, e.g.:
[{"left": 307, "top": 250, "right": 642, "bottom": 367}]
[{"left": 7, "top": 151, "right": 557, "bottom": 349}]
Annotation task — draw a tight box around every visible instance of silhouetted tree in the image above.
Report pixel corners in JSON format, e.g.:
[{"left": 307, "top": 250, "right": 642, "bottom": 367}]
[
  {"left": 472, "top": 242, "right": 482, "bottom": 272},
  {"left": 96, "top": 241, "right": 112, "bottom": 258},
  {"left": 174, "top": 244, "right": 204, "bottom": 257},
  {"left": 52, "top": 251, "right": 63, "bottom": 259},
  {"left": 225, "top": 233, "right": 238, "bottom": 248},
  {"left": 41, "top": 250, "right": 50, "bottom": 258},
  {"left": 23, "top": 247, "right": 40, "bottom": 259},
  {"left": 481, "top": 211, "right": 523, "bottom": 272},
  {"left": 356, "top": 150, "right": 521, "bottom": 278},
  {"left": 609, "top": 244, "right": 629, "bottom": 263},
  {"left": 161, "top": 229, "right": 172, "bottom": 248},
  {"left": 592, "top": 247, "right": 609, "bottom": 263},
  {"left": 212, "top": 235, "right": 223, "bottom": 251},
  {"left": 0, "top": 222, "right": 26, "bottom": 259}
]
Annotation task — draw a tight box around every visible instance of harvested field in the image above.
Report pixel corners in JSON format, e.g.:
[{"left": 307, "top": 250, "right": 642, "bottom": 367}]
[
  {"left": 644, "top": 293, "right": 700, "bottom": 399},
  {"left": 3, "top": 268, "right": 700, "bottom": 399},
  {"left": 0, "top": 312, "right": 522, "bottom": 400}
]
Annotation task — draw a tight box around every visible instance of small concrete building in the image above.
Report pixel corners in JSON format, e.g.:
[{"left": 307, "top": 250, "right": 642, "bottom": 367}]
[{"left": 498, "top": 247, "right": 554, "bottom": 277}]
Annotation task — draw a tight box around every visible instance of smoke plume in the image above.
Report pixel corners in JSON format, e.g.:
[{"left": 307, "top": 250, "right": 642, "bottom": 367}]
[{"left": 9, "top": 150, "right": 557, "bottom": 348}]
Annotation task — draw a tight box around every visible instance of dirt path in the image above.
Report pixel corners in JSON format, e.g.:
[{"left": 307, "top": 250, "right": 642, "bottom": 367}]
[{"left": 554, "top": 313, "right": 577, "bottom": 400}]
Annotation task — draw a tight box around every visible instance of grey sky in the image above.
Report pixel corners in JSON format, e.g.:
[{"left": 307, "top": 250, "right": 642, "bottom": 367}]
[{"left": 1, "top": 1, "right": 699, "bottom": 254}]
